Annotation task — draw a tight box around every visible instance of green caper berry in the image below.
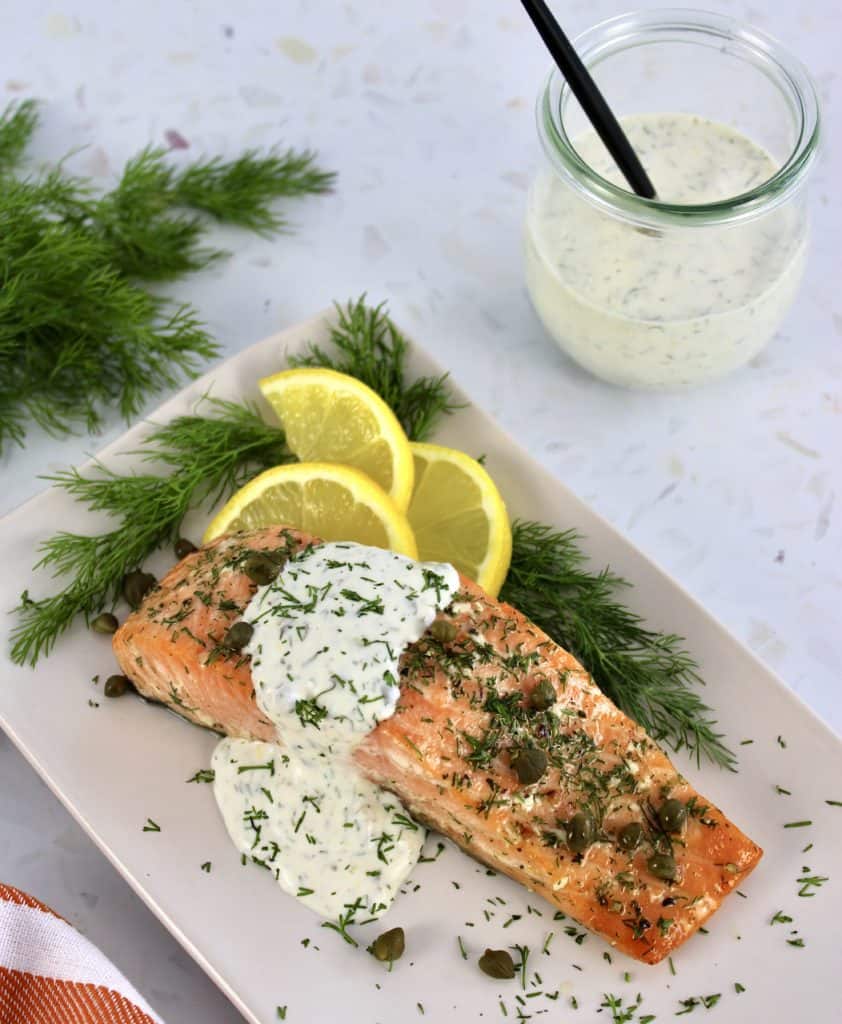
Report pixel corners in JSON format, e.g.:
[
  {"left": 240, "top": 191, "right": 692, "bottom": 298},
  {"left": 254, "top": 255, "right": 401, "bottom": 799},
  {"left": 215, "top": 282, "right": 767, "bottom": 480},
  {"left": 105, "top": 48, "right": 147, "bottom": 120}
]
[
  {"left": 90, "top": 612, "right": 119, "bottom": 635},
  {"left": 243, "top": 553, "right": 281, "bottom": 586},
  {"left": 430, "top": 619, "right": 458, "bottom": 643},
  {"left": 223, "top": 621, "right": 254, "bottom": 652},
  {"left": 647, "top": 852, "right": 677, "bottom": 881},
  {"left": 566, "top": 811, "right": 595, "bottom": 853},
  {"left": 122, "top": 571, "right": 156, "bottom": 609},
  {"left": 617, "top": 822, "right": 644, "bottom": 852},
  {"left": 174, "top": 537, "right": 197, "bottom": 559},
  {"left": 657, "top": 799, "right": 687, "bottom": 833},
  {"left": 104, "top": 674, "right": 131, "bottom": 698},
  {"left": 529, "top": 679, "right": 556, "bottom": 711},
  {"left": 478, "top": 948, "right": 515, "bottom": 980},
  {"left": 369, "top": 926, "right": 405, "bottom": 963},
  {"left": 511, "top": 746, "right": 547, "bottom": 786}
]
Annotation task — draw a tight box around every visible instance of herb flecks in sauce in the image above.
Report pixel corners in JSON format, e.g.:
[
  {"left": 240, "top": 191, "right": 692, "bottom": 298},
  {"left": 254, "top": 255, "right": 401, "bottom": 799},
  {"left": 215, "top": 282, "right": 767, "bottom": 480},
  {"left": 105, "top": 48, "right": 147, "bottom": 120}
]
[
  {"left": 212, "top": 542, "right": 458, "bottom": 920},
  {"left": 526, "top": 113, "right": 806, "bottom": 389}
]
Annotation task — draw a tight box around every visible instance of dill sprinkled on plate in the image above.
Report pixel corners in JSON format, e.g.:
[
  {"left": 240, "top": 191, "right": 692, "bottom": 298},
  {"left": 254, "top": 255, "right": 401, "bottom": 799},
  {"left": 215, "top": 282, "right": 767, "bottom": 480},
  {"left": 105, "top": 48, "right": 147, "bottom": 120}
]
[
  {"left": 600, "top": 992, "right": 644, "bottom": 1023},
  {"left": 142, "top": 818, "right": 161, "bottom": 832},
  {"left": 783, "top": 820, "right": 812, "bottom": 828},
  {"left": 797, "top": 873, "right": 828, "bottom": 897}
]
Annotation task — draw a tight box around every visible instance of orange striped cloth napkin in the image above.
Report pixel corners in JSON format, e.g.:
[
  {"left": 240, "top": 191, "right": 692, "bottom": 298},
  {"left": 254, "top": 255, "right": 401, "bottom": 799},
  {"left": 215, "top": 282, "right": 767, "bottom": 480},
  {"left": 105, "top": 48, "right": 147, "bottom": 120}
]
[{"left": 0, "top": 884, "right": 163, "bottom": 1024}]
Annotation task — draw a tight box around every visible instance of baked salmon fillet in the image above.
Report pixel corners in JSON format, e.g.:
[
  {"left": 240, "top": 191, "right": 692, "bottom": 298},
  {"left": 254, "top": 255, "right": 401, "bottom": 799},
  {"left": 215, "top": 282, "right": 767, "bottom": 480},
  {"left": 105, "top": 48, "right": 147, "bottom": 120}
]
[{"left": 113, "top": 525, "right": 761, "bottom": 963}]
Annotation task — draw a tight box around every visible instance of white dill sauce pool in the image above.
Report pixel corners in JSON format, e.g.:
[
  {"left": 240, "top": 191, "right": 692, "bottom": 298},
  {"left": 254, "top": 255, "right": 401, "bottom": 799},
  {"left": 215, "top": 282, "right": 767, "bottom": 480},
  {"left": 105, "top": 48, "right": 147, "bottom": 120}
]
[
  {"left": 212, "top": 542, "right": 458, "bottom": 921},
  {"left": 525, "top": 113, "right": 807, "bottom": 388}
]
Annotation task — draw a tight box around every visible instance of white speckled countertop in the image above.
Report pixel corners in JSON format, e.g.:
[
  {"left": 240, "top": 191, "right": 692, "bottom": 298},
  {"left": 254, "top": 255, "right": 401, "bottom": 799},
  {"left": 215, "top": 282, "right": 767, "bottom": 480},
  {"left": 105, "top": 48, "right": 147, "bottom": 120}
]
[{"left": 0, "top": 1, "right": 839, "bottom": 1020}]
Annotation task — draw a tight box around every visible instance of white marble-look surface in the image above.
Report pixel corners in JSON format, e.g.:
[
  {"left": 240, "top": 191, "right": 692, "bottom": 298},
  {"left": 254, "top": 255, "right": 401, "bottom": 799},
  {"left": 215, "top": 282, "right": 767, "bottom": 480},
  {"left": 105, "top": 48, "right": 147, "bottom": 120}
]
[{"left": 0, "top": 0, "right": 839, "bottom": 1020}]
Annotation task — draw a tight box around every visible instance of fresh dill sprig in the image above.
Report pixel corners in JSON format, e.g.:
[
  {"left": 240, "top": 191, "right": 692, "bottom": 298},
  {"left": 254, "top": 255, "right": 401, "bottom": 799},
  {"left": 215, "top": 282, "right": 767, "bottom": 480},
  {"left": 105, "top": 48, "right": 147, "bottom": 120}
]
[
  {"left": 0, "top": 99, "right": 39, "bottom": 173},
  {"left": 289, "top": 297, "right": 460, "bottom": 442},
  {"left": 10, "top": 398, "right": 290, "bottom": 666},
  {"left": 0, "top": 99, "right": 334, "bottom": 450},
  {"left": 174, "top": 147, "right": 335, "bottom": 232},
  {"left": 500, "top": 521, "right": 734, "bottom": 769}
]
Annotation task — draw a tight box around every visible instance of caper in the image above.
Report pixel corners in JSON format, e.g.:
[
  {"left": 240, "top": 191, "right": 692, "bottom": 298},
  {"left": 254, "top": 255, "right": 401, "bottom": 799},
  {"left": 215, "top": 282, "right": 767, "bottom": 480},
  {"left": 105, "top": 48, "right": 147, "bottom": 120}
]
[
  {"left": 566, "top": 811, "right": 595, "bottom": 853},
  {"left": 223, "top": 621, "right": 254, "bottom": 652},
  {"left": 430, "top": 619, "right": 458, "bottom": 643},
  {"left": 529, "top": 679, "right": 556, "bottom": 711},
  {"left": 122, "top": 571, "right": 156, "bottom": 609},
  {"left": 243, "top": 553, "right": 281, "bottom": 586},
  {"left": 647, "top": 852, "right": 677, "bottom": 881},
  {"left": 174, "top": 537, "right": 197, "bottom": 559},
  {"left": 90, "top": 612, "right": 119, "bottom": 635},
  {"left": 511, "top": 746, "right": 547, "bottom": 786},
  {"left": 657, "top": 799, "right": 687, "bottom": 833},
  {"left": 368, "top": 926, "right": 405, "bottom": 964},
  {"left": 617, "top": 822, "right": 643, "bottom": 852},
  {"left": 104, "top": 674, "right": 132, "bottom": 698},
  {"left": 478, "top": 948, "right": 515, "bottom": 980}
]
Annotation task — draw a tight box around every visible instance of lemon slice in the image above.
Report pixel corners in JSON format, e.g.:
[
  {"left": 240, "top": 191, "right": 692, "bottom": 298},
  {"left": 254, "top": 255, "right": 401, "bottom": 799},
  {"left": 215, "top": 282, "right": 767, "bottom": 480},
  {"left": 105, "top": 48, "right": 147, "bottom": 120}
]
[
  {"left": 407, "top": 443, "right": 512, "bottom": 597},
  {"left": 203, "top": 462, "right": 418, "bottom": 557},
  {"left": 258, "top": 368, "right": 414, "bottom": 512}
]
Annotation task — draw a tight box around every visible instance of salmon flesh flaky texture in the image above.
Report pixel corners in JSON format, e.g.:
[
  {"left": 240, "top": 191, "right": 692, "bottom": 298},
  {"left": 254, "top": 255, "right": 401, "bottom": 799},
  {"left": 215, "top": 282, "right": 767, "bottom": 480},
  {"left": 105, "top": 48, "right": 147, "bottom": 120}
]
[{"left": 113, "top": 526, "right": 761, "bottom": 963}]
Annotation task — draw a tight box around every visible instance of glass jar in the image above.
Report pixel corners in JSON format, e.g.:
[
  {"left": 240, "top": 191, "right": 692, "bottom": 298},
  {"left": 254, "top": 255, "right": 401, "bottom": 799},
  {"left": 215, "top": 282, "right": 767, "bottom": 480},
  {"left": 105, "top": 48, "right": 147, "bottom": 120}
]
[{"left": 524, "top": 9, "right": 820, "bottom": 390}]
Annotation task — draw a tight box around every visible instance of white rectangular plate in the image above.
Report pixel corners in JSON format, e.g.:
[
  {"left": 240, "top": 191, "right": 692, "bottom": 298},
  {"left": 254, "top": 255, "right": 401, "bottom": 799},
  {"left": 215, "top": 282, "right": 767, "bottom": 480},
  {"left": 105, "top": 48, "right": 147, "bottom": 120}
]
[{"left": 1, "top": 311, "right": 840, "bottom": 1024}]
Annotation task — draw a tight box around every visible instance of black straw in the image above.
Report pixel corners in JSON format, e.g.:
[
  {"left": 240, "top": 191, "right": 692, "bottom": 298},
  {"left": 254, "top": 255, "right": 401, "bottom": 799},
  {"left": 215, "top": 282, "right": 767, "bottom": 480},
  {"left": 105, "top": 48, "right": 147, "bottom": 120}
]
[{"left": 520, "top": 0, "right": 656, "bottom": 199}]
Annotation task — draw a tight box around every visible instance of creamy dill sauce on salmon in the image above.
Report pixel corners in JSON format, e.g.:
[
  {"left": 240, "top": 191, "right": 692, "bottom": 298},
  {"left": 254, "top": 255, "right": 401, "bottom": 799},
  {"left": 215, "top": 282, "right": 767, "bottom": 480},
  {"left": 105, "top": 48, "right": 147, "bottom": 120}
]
[
  {"left": 525, "top": 113, "right": 807, "bottom": 388},
  {"left": 212, "top": 542, "right": 459, "bottom": 920}
]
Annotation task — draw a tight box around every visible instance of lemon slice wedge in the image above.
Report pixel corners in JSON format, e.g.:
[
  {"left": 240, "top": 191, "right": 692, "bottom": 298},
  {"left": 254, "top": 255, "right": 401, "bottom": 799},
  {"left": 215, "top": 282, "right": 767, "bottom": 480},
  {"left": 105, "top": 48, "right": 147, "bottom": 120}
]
[
  {"left": 203, "top": 462, "right": 418, "bottom": 557},
  {"left": 406, "top": 443, "right": 512, "bottom": 597},
  {"left": 258, "top": 367, "right": 414, "bottom": 512}
]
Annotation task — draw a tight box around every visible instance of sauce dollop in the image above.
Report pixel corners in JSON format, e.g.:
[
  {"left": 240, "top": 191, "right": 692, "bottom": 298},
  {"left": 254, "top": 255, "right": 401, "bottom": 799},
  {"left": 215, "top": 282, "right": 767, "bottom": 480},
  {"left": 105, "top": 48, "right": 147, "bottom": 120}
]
[{"left": 213, "top": 542, "right": 459, "bottom": 920}]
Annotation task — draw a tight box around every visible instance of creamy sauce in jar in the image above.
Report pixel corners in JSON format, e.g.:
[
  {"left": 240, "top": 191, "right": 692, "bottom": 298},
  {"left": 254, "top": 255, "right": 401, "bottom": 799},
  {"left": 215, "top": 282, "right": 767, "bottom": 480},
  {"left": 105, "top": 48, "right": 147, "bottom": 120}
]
[
  {"left": 525, "top": 113, "right": 807, "bottom": 389},
  {"left": 212, "top": 542, "right": 459, "bottom": 921}
]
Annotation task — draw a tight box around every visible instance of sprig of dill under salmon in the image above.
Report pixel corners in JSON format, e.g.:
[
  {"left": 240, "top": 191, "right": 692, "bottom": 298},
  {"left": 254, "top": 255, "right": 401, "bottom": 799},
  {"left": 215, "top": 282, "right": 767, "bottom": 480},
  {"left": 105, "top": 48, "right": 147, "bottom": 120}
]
[
  {"left": 10, "top": 399, "right": 292, "bottom": 666},
  {"left": 10, "top": 298, "right": 733, "bottom": 768}
]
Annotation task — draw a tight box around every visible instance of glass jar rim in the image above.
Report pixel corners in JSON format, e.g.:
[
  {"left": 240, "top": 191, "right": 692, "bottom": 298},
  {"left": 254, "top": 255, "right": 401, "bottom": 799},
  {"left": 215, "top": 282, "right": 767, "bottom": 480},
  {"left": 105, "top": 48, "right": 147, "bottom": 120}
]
[{"left": 537, "top": 8, "right": 821, "bottom": 228}]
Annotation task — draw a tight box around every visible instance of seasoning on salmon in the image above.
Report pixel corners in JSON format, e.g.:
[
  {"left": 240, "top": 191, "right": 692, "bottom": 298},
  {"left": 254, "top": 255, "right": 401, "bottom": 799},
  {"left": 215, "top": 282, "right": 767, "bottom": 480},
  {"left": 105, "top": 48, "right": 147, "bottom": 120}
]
[{"left": 113, "top": 526, "right": 762, "bottom": 963}]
